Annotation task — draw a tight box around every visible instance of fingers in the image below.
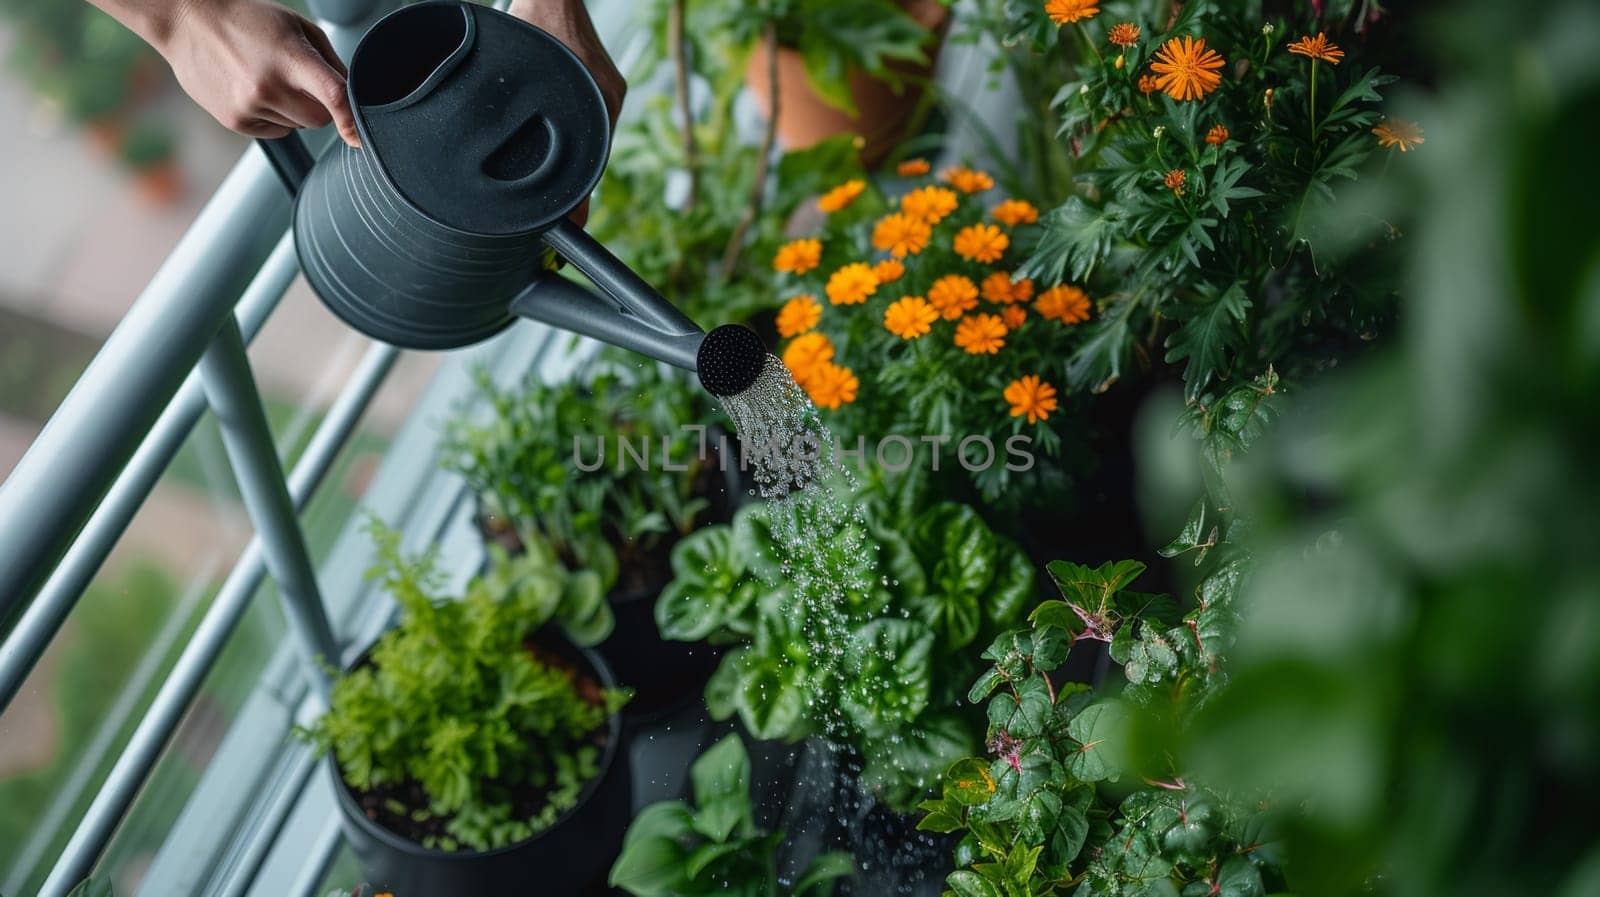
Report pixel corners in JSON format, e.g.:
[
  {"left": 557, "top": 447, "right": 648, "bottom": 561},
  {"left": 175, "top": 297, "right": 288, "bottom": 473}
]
[
  {"left": 284, "top": 18, "right": 360, "bottom": 146},
  {"left": 240, "top": 119, "right": 294, "bottom": 139}
]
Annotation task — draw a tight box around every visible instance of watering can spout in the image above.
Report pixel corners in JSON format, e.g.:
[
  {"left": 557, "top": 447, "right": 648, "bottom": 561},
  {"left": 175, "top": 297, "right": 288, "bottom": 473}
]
[{"left": 512, "top": 220, "right": 766, "bottom": 398}]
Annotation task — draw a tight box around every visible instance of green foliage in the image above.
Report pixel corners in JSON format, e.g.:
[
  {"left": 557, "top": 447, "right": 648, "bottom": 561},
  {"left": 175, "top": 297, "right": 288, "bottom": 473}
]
[
  {"left": 1004, "top": 1, "right": 1405, "bottom": 399},
  {"left": 919, "top": 549, "right": 1282, "bottom": 897},
  {"left": 118, "top": 117, "right": 175, "bottom": 170},
  {"left": 441, "top": 357, "right": 717, "bottom": 590},
  {"left": 306, "top": 523, "right": 627, "bottom": 852},
  {"left": 657, "top": 496, "right": 1035, "bottom": 811},
  {"left": 702, "top": 0, "right": 935, "bottom": 115},
  {"left": 1164, "top": 2, "right": 1600, "bottom": 893},
  {"left": 610, "top": 734, "right": 854, "bottom": 897},
  {"left": 590, "top": 5, "right": 864, "bottom": 327}
]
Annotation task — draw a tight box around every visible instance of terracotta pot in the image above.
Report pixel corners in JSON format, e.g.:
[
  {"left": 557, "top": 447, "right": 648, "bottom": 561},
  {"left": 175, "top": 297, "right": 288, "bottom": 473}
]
[
  {"left": 745, "top": 0, "right": 950, "bottom": 167},
  {"left": 83, "top": 118, "right": 125, "bottom": 157},
  {"left": 132, "top": 163, "right": 183, "bottom": 205}
]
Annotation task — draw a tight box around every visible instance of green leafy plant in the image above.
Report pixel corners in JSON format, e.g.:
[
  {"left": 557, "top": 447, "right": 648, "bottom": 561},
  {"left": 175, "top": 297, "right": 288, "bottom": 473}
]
[
  {"left": 657, "top": 496, "right": 1035, "bottom": 811},
  {"left": 610, "top": 733, "right": 855, "bottom": 897},
  {"left": 118, "top": 117, "right": 174, "bottom": 171},
  {"left": 589, "top": 4, "right": 865, "bottom": 326},
  {"left": 441, "top": 357, "right": 719, "bottom": 591},
  {"left": 305, "top": 523, "right": 627, "bottom": 852},
  {"left": 994, "top": 1, "right": 1407, "bottom": 401},
  {"left": 916, "top": 549, "right": 1284, "bottom": 897}
]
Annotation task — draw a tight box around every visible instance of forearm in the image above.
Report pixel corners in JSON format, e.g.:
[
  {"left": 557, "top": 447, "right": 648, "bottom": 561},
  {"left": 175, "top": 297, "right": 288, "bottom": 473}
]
[{"left": 83, "top": 0, "right": 194, "bottom": 53}]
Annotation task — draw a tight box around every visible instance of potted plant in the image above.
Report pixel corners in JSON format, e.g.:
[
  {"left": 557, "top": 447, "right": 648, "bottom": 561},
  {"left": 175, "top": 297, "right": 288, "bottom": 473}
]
[
  {"left": 305, "top": 524, "right": 630, "bottom": 895},
  {"left": 610, "top": 732, "right": 855, "bottom": 897},
  {"left": 702, "top": 0, "right": 949, "bottom": 166},
  {"left": 119, "top": 118, "right": 181, "bottom": 205},
  {"left": 655, "top": 492, "right": 1039, "bottom": 892},
  {"left": 441, "top": 357, "right": 732, "bottom": 717}
]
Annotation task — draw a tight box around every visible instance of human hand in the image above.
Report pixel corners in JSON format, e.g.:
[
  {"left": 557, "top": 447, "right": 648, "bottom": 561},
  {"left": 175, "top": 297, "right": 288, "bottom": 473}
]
[
  {"left": 149, "top": 0, "right": 360, "bottom": 146},
  {"left": 507, "top": 0, "right": 625, "bottom": 224}
]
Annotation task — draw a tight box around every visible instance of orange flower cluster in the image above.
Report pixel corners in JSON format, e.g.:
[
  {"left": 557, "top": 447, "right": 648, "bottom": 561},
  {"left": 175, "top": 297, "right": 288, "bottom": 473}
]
[
  {"left": 981, "top": 272, "right": 1033, "bottom": 305},
  {"left": 1206, "top": 124, "right": 1229, "bottom": 146},
  {"left": 773, "top": 238, "right": 821, "bottom": 275},
  {"left": 1372, "top": 118, "right": 1424, "bottom": 152},
  {"left": 901, "top": 185, "right": 960, "bottom": 223},
  {"left": 774, "top": 166, "right": 1079, "bottom": 425},
  {"left": 817, "top": 179, "right": 865, "bottom": 213},
  {"left": 825, "top": 263, "right": 879, "bottom": 305},
  {"left": 872, "top": 213, "right": 932, "bottom": 258},
  {"left": 781, "top": 332, "right": 858, "bottom": 409},
  {"left": 1036, "top": 285, "right": 1092, "bottom": 324},
  {"left": 896, "top": 157, "right": 931, "bottom": 176},
  {"left": 1164, "top": 169, "right": 1187, "bottom": 196},
  {"left": 777, "top": 295, "right": 821, "bottom": 337},
  {"left": 1045, "top": 0, "right": 1099, "bottom": 25},
  {"left": 1287, "top": 32, "right": 1344, "bottom": 64},
  {"left": 992, "top": 199, "right": 1040, "bottom": 226},
  {"left": 1004, "top": 375, "right": 1058, "bottom": 423},
  {"left": 943, "top": 166, "right": 995, "bottom": 194},
  {"left": 884, "top": 296, "right": 939, "bottom": 340},
  {"left": 1150, "top": 35, "right": 1224, "bottom": 101},
  {"left": 954, "top": 223, "right": 1009, "bottom": 264},
  {"left": 1108, "top": 22, "right": 1140, "bottom": 47},
  {"left": 928, "top": 274, "right": 979, "bottom": 320}
]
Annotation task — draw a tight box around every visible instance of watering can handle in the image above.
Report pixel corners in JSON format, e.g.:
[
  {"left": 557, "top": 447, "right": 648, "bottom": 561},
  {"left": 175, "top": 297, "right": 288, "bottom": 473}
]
[{"left": 257, "top": 134, "right": 316, "bottom": 197}]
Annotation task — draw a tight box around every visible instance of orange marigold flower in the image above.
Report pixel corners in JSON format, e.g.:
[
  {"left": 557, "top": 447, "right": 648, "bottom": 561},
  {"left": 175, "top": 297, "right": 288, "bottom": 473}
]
[
  {"left": 942, "top": 166, "right": 995, "bottom": 194},
  {"left": 1108, "top": 22, "right": 1140, "bottom": 47},
  {"left": 954, "top": 313, "right": 1008, "bottom": 355},
  {"left": 776, "top": 295, "right": 822, "bottom": 337},
  {"left": 772, "top": 238, "right": 822, "bottom": 274},
  {"left": 928, "top": 274, "right": 979, "bottom": 320},
  {"left": 1164, "top": 168, "right": 1187, "bottom": 196},
  {"left": 992, "top": 199, "right": 1040, "bottom": 226},
  {"left": 1036, "top": 284, "right": 1092, "bottom": 324},
  {"left": 1150, "top": 35, "right": 1225, "bottom": 101},
  {"left": 817, "top": 179, "right": 866, "bottom": 213},
  {"left": 1206, "top": 124, "right": 1229, "bottom": 146},
  {"left": 1001, "top": 305, "right": 1028, "bottom": 329},
  {"left": 1287, "top": 32, "right": 1344, "bottom": 64},
  {"left": 782, "top": 332, "right": 834, "bottom": 385},
  {"left": 1004, "top": 375, "right": 1059, "bottom": 424},
  {"left": 873, "top": 258, "right": 906, "bottom": 284},
  {"left": 804, "top": 362, "right": 859, "bottom": 409},
  {"left": 1045, "top": 0, "right": 1099, "bottom": 25},
  {"left": 1372, "top": 118, "right": 1425, "bottom": 152},
  {"left": 901, "top": 185, "right": 960, "bottom": 223},
  {"left": 825, "top": 263, "right": 879, "bottom": 305},
  {"left": 897, "top": 157, "right": 931, "bottom": 176},
  {"left": 884, "top": 296, "right": 939, "bottom": 340},
  {"left": 953, "top": 223, "right": 1010, "bottom": 263},
  {"left": 982, "top": 271, "right": 1022, "bottom": 304},
  {"left": 872, "top": 212, "right": 933, "bottom": 258},
  {"left": 1138, "top": 74, "right": 1160, "bottom": 95}
]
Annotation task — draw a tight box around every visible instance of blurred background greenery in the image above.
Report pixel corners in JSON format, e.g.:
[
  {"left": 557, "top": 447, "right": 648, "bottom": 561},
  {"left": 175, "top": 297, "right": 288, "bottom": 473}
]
[{"left": 1132, "top": 1, "right": 1600, "bottom": 895}]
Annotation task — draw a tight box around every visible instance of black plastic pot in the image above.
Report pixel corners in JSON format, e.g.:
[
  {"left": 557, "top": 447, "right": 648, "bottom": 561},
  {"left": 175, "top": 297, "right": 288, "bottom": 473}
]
[
  {"left": 330, "top": 628, "right": 631, "bottom": 897},
  {"left": 601, "top": 584, "right": 723, "bottom": 722}
]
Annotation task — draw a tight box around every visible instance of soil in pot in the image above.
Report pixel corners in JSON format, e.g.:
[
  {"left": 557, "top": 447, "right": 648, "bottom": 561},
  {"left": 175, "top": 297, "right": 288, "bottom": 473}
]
[{"left": 332, "top": 630, "right": 631, "bottom": 897}]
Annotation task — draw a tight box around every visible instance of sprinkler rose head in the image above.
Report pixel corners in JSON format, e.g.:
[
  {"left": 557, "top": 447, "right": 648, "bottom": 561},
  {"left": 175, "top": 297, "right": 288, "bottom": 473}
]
[{"left": 696, "top": 325, "right": 768, "bottom": 397}]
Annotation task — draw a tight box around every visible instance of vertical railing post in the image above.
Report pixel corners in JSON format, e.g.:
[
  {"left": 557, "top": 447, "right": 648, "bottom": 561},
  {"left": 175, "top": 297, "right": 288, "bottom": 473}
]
[{"left": 198, "top": 319, "right": 339, "bottom": 692}]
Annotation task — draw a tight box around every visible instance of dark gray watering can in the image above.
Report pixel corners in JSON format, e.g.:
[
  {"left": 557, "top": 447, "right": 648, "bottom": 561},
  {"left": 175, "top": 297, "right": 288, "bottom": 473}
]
[{"left": 258, "top": 0, "right": 765, "bottom": 397}]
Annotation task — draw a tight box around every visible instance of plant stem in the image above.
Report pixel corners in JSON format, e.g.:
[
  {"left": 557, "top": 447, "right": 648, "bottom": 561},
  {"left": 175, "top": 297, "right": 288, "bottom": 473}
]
[
  {"left": 1076, "top": 23, "right": 1103, "bottom": 63},
  {"left": 669, "top": 0, "right": 698, "bottom": 211},
  {"left": 718, "top": 22, "right": 779, "bottom": 280},
  {"left": 1308, "top": 58, "right": 1318, "bottom": 138}
]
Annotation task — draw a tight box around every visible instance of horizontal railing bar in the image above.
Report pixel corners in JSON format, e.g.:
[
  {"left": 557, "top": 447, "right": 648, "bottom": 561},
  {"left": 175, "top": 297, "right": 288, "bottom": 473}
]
[
  {"left": 38, "top": 342, "right": 400, "bottom": 897},
  {"left": 0, "top": 234, "right": 299, "bottom": 715},
  {"left": 0, "top": 149, "right": 292, "bottom": 622}
]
